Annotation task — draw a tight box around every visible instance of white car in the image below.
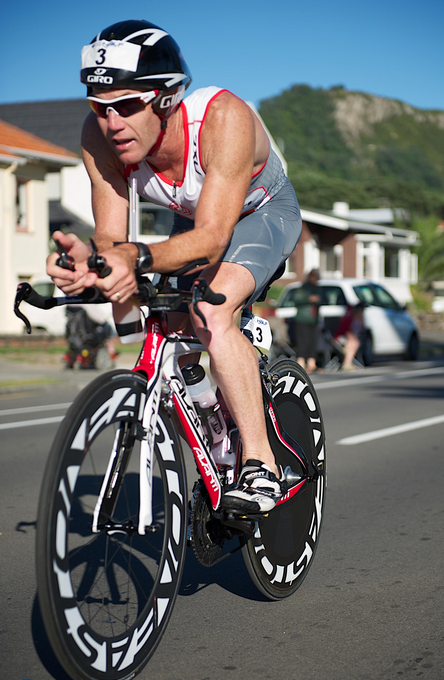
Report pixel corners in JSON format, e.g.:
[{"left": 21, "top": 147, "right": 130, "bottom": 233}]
[
  {"left": 21, "top": 274, "right": 114, "bottom": 336},
  {"left": 274, "top": 278, "right": 419, "bottom": 364}
]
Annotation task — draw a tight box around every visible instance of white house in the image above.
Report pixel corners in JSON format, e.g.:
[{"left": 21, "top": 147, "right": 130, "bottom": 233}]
[{"left": 0, "top": 118, "right": 80, "bottom": 334}]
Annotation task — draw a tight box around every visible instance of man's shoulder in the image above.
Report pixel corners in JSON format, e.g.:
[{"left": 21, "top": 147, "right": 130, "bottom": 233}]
[
  {"left": 184, "top": 88, "right": 253, "bottom": 135},
  {"left": 184, "top": 86, "right": 224, "bottom": 107},
  {"left": 183, "top": 86, "right": 246, "bottom": 113}
]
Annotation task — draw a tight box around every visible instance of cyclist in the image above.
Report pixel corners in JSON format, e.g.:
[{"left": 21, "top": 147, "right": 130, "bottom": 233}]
[{"left": 47, "top": 19, "right": 302, "bottom": 513}]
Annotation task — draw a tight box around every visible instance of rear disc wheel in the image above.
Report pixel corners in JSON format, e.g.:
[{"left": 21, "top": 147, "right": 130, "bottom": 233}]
[{"left": 242, "top": 359, "right": 326, "bottom": 600}]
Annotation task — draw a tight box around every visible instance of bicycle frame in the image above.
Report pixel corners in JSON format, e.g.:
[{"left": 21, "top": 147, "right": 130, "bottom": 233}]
[
  {"left": 14, "top": 279, "right": 314, "bottom": 537},
  {"left": 17, "top": 266, "right": 327, "bottom": 680},
  {"left": 132, "top": 312, "right": 223, "bottom": 534},
  {"left": 128, "top": 310, "right": 313, "bottom": 535}
]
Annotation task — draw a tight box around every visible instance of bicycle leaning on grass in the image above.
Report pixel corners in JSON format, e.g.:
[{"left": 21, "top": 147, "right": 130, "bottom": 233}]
[{"left": 14, "top": 250, "right": 326, "bottom": 680}]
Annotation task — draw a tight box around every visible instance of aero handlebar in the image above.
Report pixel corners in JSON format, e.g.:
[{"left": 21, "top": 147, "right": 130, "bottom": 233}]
[{"left": 14, "top": 243, "right": 226, "bottom": 334}]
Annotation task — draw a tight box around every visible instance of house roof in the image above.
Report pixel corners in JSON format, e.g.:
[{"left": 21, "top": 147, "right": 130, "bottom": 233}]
[
  {"left": 0, "top": 99, "right": 90, "bottom": 153},
  {"left": 0, "top": 118, "right": 80, "bottom": 167},
  {"left": 300, "top": 208, "right": 419, "bottom": 244}
]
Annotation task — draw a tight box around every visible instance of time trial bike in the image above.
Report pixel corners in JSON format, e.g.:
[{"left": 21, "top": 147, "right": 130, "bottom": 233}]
[{"left": 14, "top": 261, "right": 326, "bottom": 680}]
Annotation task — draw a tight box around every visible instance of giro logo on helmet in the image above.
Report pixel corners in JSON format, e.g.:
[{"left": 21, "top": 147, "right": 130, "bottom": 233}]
[
  {"left": 159, "top": 91, "right": 182, "bottom": 110},
  {"left": 87, "top": 75, "right": 114, "bottom": 84}
]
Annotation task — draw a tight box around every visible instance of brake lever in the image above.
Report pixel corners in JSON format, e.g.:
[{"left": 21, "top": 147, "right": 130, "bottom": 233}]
[
  {"left": 87, "top": 238, "right": 112, "bottom": 278},
  {"left": 14, "top": 283, "right": 32, "bottom": 334},
  {"left": 191, "top": 280, "right": 226, "bottom": 331},
  {"left": 55, "top": 240, "right": 75, "bottom": 271},
  {"left": 192, "top": 285, "right": 208, "bottom": 331}
]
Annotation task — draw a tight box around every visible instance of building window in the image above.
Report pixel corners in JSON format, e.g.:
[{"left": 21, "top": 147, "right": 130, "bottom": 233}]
[
  {"left": 362, "top": 241, "right": 381, "bottom": 280},
  {"left": 16, "top": 179, "right": 29, "bottom": 231},
  {"left": 384, "top": 247, "right": 399, "bottom": 278},
  {"left": 320, "top": 245, "right": 343, "bottom": 277},
  {"left": 303, "top": 239, "right": 320, "bottom": 273},
  {"left": 140, "top": 204, "right": 173, "bottom": 236},
  {"left": 285, "top": 254, "right": 295, "bottom": 275}
]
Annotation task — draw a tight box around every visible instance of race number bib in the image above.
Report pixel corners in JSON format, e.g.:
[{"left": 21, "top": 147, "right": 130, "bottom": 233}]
[
  {"left": 81, "top": 40, "right": 142, "bottom": 72},
  {"left": 242, "top": 315, "right": 273, "bottom": 350},
  {"left": 81, "top": 30, "right": 169, "bottom": 73}
]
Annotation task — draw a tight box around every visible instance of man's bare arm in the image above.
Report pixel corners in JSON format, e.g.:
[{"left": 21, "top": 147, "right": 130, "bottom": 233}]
[
  {"left": 81, "top": 112, "right": 130, "bottom": 249},
  {"left": 146, "top": 92, "right": 259, "bottom": 273}
]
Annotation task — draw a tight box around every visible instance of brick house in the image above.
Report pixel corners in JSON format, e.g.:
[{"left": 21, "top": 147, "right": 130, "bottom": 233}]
[{"left": 286, "top": 203, "right": 418, "bottom": 304}]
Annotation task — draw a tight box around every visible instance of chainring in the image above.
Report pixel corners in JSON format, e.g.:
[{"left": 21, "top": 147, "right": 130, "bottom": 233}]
[{"left": 190, "top": 482, "right": 225, "bottom": 567}]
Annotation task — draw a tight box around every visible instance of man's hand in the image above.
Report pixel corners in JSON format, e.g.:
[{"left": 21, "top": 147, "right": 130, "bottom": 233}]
[
  {"left": 92, "top": 243, "right": 139, "bottom": 304},
  {"left": 47, "top": 232, "right": 138, "bottom": 303},
  {"left": 47, "top": 231, "right": 95, "bottom": 295}
]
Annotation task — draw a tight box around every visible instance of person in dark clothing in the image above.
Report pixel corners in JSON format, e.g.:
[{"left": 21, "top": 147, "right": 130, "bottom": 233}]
[
  {"left": 334, "top": 302, "right": 365, "bottom": 371},
  {"left": 293, "top": 269, "right": 321, "bottom": 373}
]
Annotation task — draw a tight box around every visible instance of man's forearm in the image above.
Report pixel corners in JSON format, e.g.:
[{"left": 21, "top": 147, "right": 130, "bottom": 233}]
[{"left": 148, "top": 228, "right": 227, "bottom": 274}]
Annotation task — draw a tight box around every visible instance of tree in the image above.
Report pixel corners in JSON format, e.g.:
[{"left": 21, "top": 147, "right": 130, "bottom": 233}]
[{"left": 412, "top": 215, "right": 444, "bottom": 287}]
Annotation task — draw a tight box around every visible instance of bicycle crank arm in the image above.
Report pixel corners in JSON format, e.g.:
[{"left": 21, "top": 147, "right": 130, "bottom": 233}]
[{"left": 219, "top": 510, "right": 267, "bottom": 536}]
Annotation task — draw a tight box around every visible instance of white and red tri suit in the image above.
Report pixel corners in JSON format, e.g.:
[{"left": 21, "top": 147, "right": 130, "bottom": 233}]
[{"left": 124, "top": 86, "right": 287, "bottom": 219}]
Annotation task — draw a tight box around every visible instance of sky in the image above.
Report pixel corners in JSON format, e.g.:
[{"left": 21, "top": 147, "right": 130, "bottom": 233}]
[{"left": 1, "top": 0, "right": 443, "bottom": 111}]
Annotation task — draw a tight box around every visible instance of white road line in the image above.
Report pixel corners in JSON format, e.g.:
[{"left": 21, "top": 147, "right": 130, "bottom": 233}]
[
  {"left": 0, "top": 403, "right": 71, "bottom": 417},
  {"left": 0, "top": 365, "right": 442, "bottom": 433},
  {"left": 315, "top": 365, "right": 444, "bottom": 390},
  {"left": 0, "top": 416, "right": 65, "bottom": 431},
  {"left": 337, "top": 414, "right": 444, "bottom": 445}
]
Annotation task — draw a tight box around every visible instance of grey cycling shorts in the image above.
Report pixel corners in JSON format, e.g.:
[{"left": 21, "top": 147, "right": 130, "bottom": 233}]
[{"left": 172, "top": 178, "right": 302, "bottom": 305}]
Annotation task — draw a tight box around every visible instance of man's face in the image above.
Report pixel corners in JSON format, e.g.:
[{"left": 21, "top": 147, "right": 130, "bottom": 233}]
[
  {"left": 91, "top": 88, "right": 161, "bottom": 164},
  {"left": 308, "top": 272, "right": 319, "bottom": 285}
]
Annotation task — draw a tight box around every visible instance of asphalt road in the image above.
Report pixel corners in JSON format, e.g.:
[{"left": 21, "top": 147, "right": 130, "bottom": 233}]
[{"left": 1, "top": 358, "right": 443, "bottom": 680}]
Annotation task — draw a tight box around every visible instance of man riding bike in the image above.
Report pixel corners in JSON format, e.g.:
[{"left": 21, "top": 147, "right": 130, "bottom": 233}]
[{"left": 46, "top": 19, "right": 302, "bottom": 513}]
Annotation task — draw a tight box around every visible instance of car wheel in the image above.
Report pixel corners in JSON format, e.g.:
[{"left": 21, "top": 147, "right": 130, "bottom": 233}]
[
  {"left": 404, "top": 332, "right": 419, "bottom": 361},
  {"left": 362, "top": 332, "right": 373, "bottom": 366}
]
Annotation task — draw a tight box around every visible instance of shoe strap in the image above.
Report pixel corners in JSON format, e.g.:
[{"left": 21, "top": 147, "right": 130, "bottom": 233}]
[{"left": 240, "top": 462, "right": 287, "bottom": 494}]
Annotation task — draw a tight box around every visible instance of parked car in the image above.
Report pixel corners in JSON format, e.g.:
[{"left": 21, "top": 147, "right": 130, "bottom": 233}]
[{"left": 273, "top": 278, "right": 419, "bottom": 364}]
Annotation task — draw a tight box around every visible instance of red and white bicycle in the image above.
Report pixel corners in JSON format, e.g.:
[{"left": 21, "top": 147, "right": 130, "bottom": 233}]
[{"left": 15, "top": 264, "right": 326, "bottom": 680}]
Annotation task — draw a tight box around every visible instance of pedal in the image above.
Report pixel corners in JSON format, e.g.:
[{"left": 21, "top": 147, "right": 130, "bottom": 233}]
[
  {"left": 237, "top": 512, "right": 269, "bottom": 520},
  {"left": 219, "top": 510, "right": 267, "bottom": 536}
]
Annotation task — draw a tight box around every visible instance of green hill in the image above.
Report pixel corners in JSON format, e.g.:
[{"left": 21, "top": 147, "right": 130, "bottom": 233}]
[{"left": 259, "top": 85, "right": 444, "bottom": 217}]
